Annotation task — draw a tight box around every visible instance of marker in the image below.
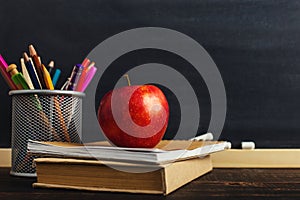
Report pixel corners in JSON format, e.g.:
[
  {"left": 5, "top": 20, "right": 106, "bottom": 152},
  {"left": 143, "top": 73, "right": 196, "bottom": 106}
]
[
  {"left": 23, "top": 52, "right": 41, "bottom": 89},
  {"left": 42, "top": 64, "right": 54, "bottom": 90},
  {"left": 47, "top": 60, "right": 55, "bottom": 76},
  {"left": 6, "top": 64, "right": 29, "bottom": 89},
  {"left": 29, "top": 44, "right": 46, "bottom": 89},
  {"left": 66, "top": 64, "right": 83, "bottom": 91},
  {"left": 0, "top": 54, "right": 18, "bottom": 90},
  {"left": 20, "top": 58, "right": 34, "bottom": 89}
]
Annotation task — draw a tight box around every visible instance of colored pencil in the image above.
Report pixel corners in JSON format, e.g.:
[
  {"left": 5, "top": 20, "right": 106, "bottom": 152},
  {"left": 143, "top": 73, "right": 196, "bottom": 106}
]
[
  {"left": 23, "top": 52, "right": 41, "bottom": 89},
  {"left": 29, "top": 45, "right": 47, "bottom": 89},
  {"left": 52, "top": 68, "right": 61, "bottom": 88},
  {"left": 6, "top": 64, "right": 29, "bottom": 89},
  {"left": 81, "top": 58, "right": 90, "bottom": 68},
  {"left": 0, "top": 54, "right": 18, "bottom": 90},
  {"left": 42, "top": 64, "right": 54, "bottom": 90},
  {"left": 76, "top": 62, "right": 95, "bottom": 91},
  {"left": 20, "top": 58, "right": 34, "bottom": 89},
  {"left": 47, "top": 60, "right": 54, "bottom": 76},
  {"left": 81, "top": 66, "right": 97, "bottom": 92}
]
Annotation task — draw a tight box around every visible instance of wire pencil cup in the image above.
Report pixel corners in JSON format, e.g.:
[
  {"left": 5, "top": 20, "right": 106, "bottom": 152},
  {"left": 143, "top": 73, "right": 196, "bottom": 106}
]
[{"left": 9, "top": 90, "right": 85, "bottom": 177}]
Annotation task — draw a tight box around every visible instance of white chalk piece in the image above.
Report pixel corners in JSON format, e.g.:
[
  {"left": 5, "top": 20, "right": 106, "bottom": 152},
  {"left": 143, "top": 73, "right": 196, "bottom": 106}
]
[
  {"left": 189, "top": 133, "right": 214, "bottom": 141},
  {"left": 225, "top": 142, "right": 232, "bottom": 149},
  {"left": 241, "top": 141, "right": 255, "bottom": 150}
]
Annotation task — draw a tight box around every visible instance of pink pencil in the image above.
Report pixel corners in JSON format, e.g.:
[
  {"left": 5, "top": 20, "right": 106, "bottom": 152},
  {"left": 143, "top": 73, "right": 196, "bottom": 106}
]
[
  {"left": 80, "top": 66, "right": 97, "bottom": 92},
  {"left": 76, "top": 61, "right": 95, "bottom": 91},
  {"left": 0, "top": 54, "right": 17, "bottom": 90}
]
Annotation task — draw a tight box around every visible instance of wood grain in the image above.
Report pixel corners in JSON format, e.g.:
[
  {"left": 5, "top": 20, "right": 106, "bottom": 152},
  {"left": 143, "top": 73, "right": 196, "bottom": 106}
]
[{"left": 1, "top": 168, "right": 300, "bottom": 199}]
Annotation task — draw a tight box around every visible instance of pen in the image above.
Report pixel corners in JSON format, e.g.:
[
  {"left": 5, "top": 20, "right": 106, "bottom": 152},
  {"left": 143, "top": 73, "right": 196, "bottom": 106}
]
[
  {"left": 29, "top": 45, "right": 47, "bottom": 89},
  {"left": 0, "top": 54, "right": 18, "bottom": 90},
  {"left": 6, "top": 64, "right": 29, "bottom": 89},
  {"left": 20, "top": 58, "right": 34, "bottom": 89},
  {"left": 23, "top": 52, "right": 41, "bottom": 89},
  {"left": 66, "top": 64, "right": 83, "bottom": 91}
]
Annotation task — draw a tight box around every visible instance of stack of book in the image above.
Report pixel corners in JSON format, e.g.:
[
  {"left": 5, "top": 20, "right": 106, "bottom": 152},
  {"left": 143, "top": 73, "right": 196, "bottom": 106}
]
[{"left": 28, "top": 140, "right": 227, "bottom": 195}]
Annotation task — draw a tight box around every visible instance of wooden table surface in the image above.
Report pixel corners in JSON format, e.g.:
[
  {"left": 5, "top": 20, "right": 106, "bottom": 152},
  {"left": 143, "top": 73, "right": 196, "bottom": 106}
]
[{"left": 0, "top": 168, "right": 299, "bottom": 200}]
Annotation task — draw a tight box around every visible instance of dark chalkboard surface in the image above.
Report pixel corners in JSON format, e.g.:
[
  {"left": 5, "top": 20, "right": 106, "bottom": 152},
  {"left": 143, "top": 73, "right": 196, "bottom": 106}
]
[{"left": 1, "top": 0, "right": 300, "bottom": 148}]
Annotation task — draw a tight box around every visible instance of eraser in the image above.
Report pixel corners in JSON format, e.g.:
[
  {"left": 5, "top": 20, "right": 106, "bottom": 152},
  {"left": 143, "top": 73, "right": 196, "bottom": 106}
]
[{"left": 241, "top": 141, "right": 255, "bottom": 150}]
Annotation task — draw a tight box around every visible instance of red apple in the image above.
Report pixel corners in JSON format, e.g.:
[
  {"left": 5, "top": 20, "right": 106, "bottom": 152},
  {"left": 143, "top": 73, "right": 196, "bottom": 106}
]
[{"left": 97, "top": 85, "right": 169, "bottom": 148}]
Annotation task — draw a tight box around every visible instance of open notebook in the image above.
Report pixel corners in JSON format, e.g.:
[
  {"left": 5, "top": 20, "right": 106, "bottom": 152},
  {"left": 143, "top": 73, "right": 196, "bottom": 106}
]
[{"left": 28, "top": 140, "right": 227, "bottom": 164}]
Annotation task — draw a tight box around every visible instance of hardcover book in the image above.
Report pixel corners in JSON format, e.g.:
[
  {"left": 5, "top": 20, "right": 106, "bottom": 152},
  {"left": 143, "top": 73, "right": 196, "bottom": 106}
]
[{"left": 33, "top": 156, "right": 213, "bottom": 195}]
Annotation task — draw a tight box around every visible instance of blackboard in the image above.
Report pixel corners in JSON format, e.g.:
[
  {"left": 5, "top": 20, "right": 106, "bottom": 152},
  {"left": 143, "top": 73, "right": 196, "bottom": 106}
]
[{"left": 1, "top": 0, "right": 300, "bottom": 148}]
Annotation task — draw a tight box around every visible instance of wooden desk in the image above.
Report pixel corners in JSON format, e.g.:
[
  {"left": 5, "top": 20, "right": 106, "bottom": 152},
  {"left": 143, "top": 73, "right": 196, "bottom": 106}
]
[{"left": 1, "top": 168, "right": 299, "bottom": 199}]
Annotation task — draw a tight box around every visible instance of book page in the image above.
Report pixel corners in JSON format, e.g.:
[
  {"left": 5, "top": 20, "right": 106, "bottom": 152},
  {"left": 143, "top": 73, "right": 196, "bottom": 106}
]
[{"left": 36, "top": 140, "right": 225, "bottom": 152}]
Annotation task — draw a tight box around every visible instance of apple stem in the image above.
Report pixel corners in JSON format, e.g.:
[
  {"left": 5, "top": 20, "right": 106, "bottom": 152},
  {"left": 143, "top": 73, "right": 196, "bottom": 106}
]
[{"left": 124, "top": 74, "right": 131, "bottom": 86}]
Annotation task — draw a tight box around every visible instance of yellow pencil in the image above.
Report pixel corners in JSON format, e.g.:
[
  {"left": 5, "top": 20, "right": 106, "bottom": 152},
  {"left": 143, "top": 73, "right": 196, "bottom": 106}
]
[{"left": 42, "top": 64, "right": 54, "bottom": 90}]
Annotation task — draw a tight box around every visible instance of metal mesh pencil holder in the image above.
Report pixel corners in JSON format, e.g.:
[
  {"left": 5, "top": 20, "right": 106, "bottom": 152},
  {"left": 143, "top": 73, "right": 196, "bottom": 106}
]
[{"left": 9, "top": 90, "right": 85, "bottom": 177}]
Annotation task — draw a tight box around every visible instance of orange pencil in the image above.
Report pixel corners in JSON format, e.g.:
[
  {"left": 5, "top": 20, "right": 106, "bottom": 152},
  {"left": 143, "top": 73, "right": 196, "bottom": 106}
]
[{"left": 29, "top": 45, "right": 47, "bottom": 89}]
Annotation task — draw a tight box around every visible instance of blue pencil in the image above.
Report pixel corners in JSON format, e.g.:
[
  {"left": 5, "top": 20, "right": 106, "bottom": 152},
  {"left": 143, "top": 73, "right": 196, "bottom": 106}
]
[{"left": 52, "top": 68, "right": 61, "bottom": 88}]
